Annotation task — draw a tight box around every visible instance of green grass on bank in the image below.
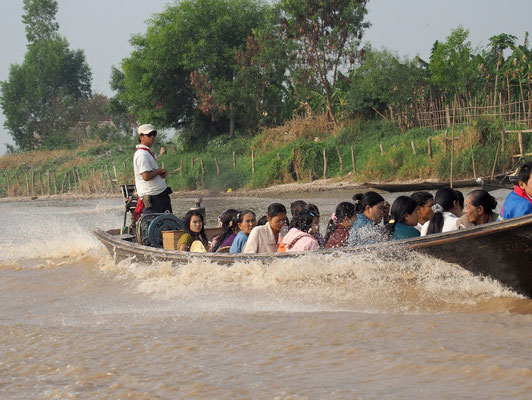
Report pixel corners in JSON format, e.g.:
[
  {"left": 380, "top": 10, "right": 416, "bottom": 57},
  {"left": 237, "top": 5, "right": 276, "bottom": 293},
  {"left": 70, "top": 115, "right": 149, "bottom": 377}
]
[{"left": 0, "top": 117, "right": 529, "bottom": 197}]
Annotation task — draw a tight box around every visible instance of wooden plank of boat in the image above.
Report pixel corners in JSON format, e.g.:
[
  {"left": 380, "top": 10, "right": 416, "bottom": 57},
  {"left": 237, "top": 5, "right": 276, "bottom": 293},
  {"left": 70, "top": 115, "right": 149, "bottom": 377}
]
[
  {"left": 93, "top": 213, "right": 532, "bottom": 298},
  {"left": 363, "top": 179, "right": 480, "bottom": 192},
  {"left": 364, "top": 175, "right": 515, "bottom": 193}
]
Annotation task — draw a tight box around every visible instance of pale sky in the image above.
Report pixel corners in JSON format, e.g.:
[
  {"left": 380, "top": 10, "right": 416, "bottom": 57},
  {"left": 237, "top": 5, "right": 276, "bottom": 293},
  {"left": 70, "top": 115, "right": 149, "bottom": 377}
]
[{"left": 1, "top": 0, "right": 531, "bottom": 155}]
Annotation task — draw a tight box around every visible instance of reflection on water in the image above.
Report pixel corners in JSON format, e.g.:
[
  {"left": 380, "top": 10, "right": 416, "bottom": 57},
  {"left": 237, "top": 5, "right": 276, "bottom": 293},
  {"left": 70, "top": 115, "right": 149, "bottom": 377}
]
[{"left": 1, "top": 191, "right": 531, "bottom": 399}]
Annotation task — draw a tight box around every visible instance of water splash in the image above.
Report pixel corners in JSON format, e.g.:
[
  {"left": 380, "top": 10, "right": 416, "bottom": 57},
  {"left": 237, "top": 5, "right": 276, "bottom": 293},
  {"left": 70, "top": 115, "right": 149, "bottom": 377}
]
[{"left": 98, "top": 250, "right": 521, "bottom": 315}]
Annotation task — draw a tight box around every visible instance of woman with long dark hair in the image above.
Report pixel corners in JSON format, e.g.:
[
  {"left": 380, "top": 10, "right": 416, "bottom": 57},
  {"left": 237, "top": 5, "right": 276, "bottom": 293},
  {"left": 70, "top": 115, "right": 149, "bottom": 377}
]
[
  {"left": 421, "top": 188, "right": 462, "bottom": 236},
  {"left": 348, "top": 192, "right": 389, "bottom": 246},
  {"left": 209, "top": 209, "right": 238, "bottom": 251},
  {"left": 324, "top": 202, "right": 356, "bottom": 248},
  {"left": 457, "top": 190, "right": 499, "bottom": 228},
  {"left": 385, "top": 196, "right": 420, "bottom": 240},
  {"left": 177, "top": 210, "right": 209, "bottom": 251}
]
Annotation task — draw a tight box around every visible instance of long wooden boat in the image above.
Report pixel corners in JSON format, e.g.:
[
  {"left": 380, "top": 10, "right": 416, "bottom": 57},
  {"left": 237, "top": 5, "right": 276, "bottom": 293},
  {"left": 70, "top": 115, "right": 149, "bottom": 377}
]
[
  {"left": 94, "top": 214, "right": 532, "bottom": 297},
  {"left": 364, "top": 176, "right": 514, "bottom": 193}
]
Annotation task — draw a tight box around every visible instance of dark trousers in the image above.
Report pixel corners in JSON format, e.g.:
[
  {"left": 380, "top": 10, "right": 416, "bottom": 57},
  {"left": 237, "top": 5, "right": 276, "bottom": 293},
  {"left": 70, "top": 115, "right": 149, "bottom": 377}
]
[{"left": 143, "top": 187, "right": 173, "bottom": 214}]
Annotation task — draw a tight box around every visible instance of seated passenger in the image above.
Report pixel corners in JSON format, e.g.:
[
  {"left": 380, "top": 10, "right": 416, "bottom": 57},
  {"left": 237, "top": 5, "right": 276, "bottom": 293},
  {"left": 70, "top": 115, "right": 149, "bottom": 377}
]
[
  {"left": 421, "top": 188, "right": 462, "bottom": 236},
  {"left": 410, "top": 191, "right": 434, "bottom": 232},
  {"left": 281, "top": 209, "right": 319, "bottom": 252},
  {"left": 210, "top": 209, "right": 238, "bottom": 251},
  {"left": 386, "top": 196, "right": 420, "bottom": 240},
  {"left": 457, "top": 190, "right": 499, "bottom": 228},
  {"left": 229, "top": 210, "right": 257, "bottom": 253},
  {"left": 499, "top": 162, "right": 532, "bottom": 220},
  {"left": 324, "top": 202, "right": 356, "bottom": 248},
  {"left": 307, "top": 203, "right": 325, "bottom": 247},
  {"left": 243, "top": 203, "right": 287, "bottom": 253},
  {"left": 348, "top": 192, "right": 389, "bottom": 246},
  {"left": 178, "top": 210, "right": 209, "bottom": 251}
]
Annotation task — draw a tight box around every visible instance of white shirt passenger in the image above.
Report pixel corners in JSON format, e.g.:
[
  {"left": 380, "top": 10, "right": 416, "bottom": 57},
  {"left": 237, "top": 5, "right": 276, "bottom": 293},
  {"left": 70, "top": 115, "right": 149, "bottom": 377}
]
[
  {"left": 133, "top": 144, "right": 167, "bottom": 197},
  {"left": 420, "top": 212, "right": 459, "bottom": 236}
]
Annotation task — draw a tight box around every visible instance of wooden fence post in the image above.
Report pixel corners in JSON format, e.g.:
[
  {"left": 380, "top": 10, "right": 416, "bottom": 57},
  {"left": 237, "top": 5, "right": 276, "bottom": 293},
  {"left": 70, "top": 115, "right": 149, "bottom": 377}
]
[
  {"left": 52, "top": 171, "right": 57, "bottom": 195},
  {"left": 213, "top": 157, "right": 220, "bottom": 176},
  {"left": 322, "top": 148, "right": 327, "bottom": 179},
  {"left": 31, "top": 170, "right": 35, "bottom": 195},
  {"left": 427, "top": 137, "right": 433, "bottom": 160},
  {"left": 200, "top": 159, "right": 204, "bottom": 186},
  {"left": 39, "top": 172, "right": 45, "bottom": 195},
  {"left": 351, "top": 146, "right": 356, "bottom": 174},
  {"left": 60, "top": 170, "right": 68, "bottom": 195},
  {"left": 180, "top": 160, "right": 183, "bottom": 177},
  {"left": 24, "top": 171, "right": 30, "bottom": 196},
  {"left": 232, "top": 151, "right": 236, "bottom": 170},
  {"left": 113, "top": 165, "right": 118, "bottom": 185},
  {"left": 379, "top": 143, "right": 384, "bottom": 156},
  {"left": 47, "top": 170, "right": 51, "bottom": 195},
  {"left": 411, "top": 141, "right": 416, "bottom": 155},
  {"left": 336, "top": 146, "right": 343, "bottom": 173},
  {"left": 518, "top": 131, "right": 524, "bottom": 156},
  {"left": 251, "top": 149, "right": 255, "bottom": 175}
]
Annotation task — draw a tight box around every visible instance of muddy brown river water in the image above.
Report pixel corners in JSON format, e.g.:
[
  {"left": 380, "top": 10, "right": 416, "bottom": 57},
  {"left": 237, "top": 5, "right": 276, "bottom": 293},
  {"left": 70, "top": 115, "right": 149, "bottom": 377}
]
[{"left": 0, "top": 189, "right": 531, "bottom": 399}]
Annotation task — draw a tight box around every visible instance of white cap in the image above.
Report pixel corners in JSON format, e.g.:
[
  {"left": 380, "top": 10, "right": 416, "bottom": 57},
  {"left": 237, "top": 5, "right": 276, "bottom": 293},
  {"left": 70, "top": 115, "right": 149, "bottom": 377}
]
[{"left": 138, "top": 123, "right": 157, "bottom": 135}]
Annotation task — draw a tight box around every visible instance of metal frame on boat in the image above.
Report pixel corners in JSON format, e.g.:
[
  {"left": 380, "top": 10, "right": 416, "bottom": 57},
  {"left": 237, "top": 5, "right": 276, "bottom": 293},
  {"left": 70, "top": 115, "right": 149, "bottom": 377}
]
[{"left": 94, "top": 213, "right": 532, "bottom": 297}]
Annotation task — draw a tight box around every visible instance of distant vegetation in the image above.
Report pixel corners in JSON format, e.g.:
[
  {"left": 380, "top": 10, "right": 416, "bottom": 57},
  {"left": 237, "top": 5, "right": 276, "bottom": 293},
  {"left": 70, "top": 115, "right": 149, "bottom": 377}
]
[{"left": 0, "top": 0, "right": 530, "bottom": 197}]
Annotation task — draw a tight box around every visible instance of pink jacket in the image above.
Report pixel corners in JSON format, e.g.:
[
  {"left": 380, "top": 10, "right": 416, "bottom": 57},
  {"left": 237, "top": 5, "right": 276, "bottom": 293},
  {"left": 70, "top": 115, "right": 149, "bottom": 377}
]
[{"left": 282, "top": 228, "right": 319, "bottom": 252}]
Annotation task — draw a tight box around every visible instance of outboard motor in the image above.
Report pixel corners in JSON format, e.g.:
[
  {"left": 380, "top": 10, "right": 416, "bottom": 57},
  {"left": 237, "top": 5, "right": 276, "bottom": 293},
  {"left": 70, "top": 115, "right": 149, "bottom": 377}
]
[{"left": 136, "top": 213, "right": 184, "bottom": 248}]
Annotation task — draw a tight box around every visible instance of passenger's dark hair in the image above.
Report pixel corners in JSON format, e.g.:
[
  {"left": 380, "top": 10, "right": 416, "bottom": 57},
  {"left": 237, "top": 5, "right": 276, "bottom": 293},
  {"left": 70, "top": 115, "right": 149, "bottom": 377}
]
[
  {"left": 212, "top": 209, "right": 239, "bottom": 252},
  {"left": 519, "top": 162, "right": 532, "bottom": 184},
  {"left": 353, "top": 191, "right": 385, "bottom": 214},
  {"left": 289, "top": 209, "right": 315, "bottom": 233},
  {"left": 267, "top": 203, "right": 287, "bottom": 218},
  {"left": 183, "top": 209, "right": 208, "bottom": 247},
  {"left": 306, "top": 203, "right": 320, "bottom": 218},
  {"left": 455, "top": 190, "right": 464, "bottom": 209},
  {"left": 256, "top": 215, "right": 267, "bottom": 226},
  {"left": 324, "top": 202, "right": 356, "bottom": 243},
  {"left": 385, "top": 196, "right": 419, "bottom": 236},
  {"left": 290, "top": 200, "right": 307, "bottom": 217},
  {"left": 411, "top": 191, "right": 433, "bottom": 207},
  {"left": 426, "top": 188, "right": 461, "bottom": 235},
  {"left": 467, "top": 190, "right": 497, "bottom": 215}
]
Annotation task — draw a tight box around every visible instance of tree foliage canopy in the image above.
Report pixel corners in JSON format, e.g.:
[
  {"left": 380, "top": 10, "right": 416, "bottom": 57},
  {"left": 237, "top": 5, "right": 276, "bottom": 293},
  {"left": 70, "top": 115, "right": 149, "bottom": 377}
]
[
  {"left": 114, "top": 0, "right": 272, "bottom": 142},
  {"left": 1, "top": 0, "right": 92, "bottom": 150}
]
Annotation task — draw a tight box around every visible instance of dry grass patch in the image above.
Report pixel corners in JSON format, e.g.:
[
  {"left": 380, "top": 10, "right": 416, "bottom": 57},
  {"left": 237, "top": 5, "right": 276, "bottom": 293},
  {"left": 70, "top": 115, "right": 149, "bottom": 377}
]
[
  {"left": 254, "top": 113, "right": 339, "bottom": 153},
  {"left": 0, "top": 149, "right": 70, "bottom": 170}
]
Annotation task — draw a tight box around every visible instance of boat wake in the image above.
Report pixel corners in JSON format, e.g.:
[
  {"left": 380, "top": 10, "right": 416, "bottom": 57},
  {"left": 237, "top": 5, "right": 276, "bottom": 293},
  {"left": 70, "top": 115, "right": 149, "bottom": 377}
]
[{"left": 97, "top": 250, "right": 524, "bottom": 315}]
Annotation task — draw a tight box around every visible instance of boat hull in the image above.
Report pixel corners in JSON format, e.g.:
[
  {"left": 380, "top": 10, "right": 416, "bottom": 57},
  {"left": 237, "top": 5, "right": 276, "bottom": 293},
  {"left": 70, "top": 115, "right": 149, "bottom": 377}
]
[{"left": 94, "top": 214, "right": 532, "bottom": 297}]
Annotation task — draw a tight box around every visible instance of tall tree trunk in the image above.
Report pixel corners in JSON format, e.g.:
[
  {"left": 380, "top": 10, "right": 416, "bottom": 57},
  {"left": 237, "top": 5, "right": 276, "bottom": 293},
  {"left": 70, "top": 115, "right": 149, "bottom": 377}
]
[{"left": 325, "top": 89, "right": 337, "bottom": 125}]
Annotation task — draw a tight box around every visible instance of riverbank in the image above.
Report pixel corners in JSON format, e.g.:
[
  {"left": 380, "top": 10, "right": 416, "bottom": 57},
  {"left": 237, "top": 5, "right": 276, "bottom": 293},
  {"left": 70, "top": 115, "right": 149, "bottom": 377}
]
[{"left": 0, "top": 117, "right": 527, "bottom": 199}]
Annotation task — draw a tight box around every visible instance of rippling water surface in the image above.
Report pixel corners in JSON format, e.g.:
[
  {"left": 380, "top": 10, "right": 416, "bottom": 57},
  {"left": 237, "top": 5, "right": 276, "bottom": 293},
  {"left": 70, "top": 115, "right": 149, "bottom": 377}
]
[{"left": 1, "top": 190, "right": 531, "bottom": 399}]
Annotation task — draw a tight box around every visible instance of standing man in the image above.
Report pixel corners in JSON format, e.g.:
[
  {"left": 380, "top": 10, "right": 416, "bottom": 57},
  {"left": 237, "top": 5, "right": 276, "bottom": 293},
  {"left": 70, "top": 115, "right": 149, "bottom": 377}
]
[{"left": 134, "top": 124, "right": 173, "bottom": 214}]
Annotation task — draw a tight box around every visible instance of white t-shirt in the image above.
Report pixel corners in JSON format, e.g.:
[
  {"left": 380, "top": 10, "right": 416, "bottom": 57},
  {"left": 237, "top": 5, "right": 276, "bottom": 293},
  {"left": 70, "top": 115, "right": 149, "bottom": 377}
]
[
  {"left": 420, "top": 212, "right": 459, "bottom": 236},
  {"left": 133, "top": 145, "right": 167, "bottom": 197}
]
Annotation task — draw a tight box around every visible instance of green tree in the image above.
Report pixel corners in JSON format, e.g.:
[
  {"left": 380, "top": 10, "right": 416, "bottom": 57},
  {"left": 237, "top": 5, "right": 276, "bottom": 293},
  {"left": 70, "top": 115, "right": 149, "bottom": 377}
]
[
  {"left": 116, "top": 0, "right": 270, "bottom": 141},
  {"left": 428, "top": 26, "right": 482, "bottom": 97},
  {"left": 280, "top": 0, "right": 370, "bottom": 123},
  {"left": 0, "top": 0, "right": 92, "bottom": 150},
  {"left": 346, "top": 48, "right": 427, "bottom": 118},
  {"left": 22, "top": 0, "right": 59, "bottom": 43}
]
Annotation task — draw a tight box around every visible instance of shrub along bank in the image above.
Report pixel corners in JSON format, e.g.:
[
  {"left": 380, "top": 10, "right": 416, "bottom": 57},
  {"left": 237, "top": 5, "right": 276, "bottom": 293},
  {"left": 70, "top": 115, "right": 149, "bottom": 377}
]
[{"left": 0, "top": 117, "right": 528, "bottom": 198}]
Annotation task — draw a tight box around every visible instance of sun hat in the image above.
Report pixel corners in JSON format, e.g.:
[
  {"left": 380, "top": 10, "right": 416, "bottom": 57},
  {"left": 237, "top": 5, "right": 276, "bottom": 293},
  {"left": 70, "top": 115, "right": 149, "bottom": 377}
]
[{"left": 138, "top": 123, "right": 157, "bottom": 135}]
